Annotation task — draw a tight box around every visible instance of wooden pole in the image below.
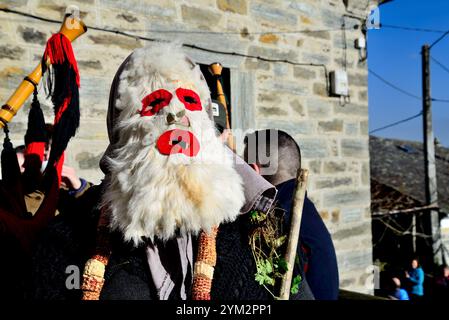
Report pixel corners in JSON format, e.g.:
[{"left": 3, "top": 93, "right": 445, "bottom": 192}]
[
  {"left": 0, "top": 14, "right": 87, "bottom": 128},
  {"left": 208, "top": 62, "right": 236, "bottom": 151},
  {"left": 422, "top": 44, "right": 442, "bottom": 265},
  {"left": 279, "top": 169, "right": 308, "bottom": 300}
]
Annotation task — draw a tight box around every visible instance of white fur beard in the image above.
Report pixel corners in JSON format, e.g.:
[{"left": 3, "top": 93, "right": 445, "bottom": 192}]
[{"left": 103, "top": 129, "right": 245, "bottom": 245}]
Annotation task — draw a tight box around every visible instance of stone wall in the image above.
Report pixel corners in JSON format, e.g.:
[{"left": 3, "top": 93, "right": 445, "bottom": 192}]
[{"left": 0, "top": 0, "right": 374, "bottom": 293}]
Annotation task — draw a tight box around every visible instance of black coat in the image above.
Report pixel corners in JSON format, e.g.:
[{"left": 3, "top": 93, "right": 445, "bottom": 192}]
[{"left": 29, "top": 185, "right": 314, "bottom": 300}]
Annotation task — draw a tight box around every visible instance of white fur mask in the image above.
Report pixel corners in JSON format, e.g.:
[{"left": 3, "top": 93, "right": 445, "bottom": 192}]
[{"left": 103, "top": 44, "right": 245, "bottom": 245}]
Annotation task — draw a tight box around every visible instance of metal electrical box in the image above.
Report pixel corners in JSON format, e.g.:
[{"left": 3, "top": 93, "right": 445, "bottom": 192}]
[{"left": 329, "top": 70, "right": 349, "bottom": 96}]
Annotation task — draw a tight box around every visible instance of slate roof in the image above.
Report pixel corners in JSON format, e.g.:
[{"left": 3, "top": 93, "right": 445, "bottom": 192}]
[{"left": 369, "top": 135, "right": 449, "bottom": 213}]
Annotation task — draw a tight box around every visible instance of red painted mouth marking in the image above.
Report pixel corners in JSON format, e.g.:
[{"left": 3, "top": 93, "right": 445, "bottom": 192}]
[{"left": 156, "top": 129, "right": 200, "bottom": 157}]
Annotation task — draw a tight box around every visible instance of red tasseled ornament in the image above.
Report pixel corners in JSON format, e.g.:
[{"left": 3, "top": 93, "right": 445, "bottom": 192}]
[
  {"left": 43, "top": 33, "right": 80, "bottom": 87},
  {"left": 41, "top": 32, "right": 81, "bottom": 185}
]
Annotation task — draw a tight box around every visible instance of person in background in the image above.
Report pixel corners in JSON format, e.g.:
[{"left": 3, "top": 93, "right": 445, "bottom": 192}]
[
  {"left": 16, "top": 143, "right": 88, "bottom": 195},
  {"left": 244, "top": 129, "right": 339, "bottom": 300},
  {"left": 389, "top": 277, "right": 409, "bottom": 300},
  {"left": 433, "top": 265, "right": 449, "bottom": 300},
  {"left": 405, "top": 257, "right": 425, "bottom": 301}
]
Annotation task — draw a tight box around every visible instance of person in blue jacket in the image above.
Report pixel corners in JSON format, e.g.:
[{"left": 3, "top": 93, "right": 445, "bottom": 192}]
[
  {"left": 244, "top": 129, "right": 339, "bottom": 300},
  {"left": 391, "top": 277, "right": 409, "bottom": 300},
  {"left": 405, "top": 257, "right": 424, "bottom": 300}
]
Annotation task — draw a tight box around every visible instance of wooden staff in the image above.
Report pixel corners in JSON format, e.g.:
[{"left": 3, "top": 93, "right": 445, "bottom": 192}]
[
  {"left": 279, "top": 169, "right": 309, "bottom": 300},
  {"left": 208, "top": 62, "right": 236, "bottom": 151},
  {"left": 0, "top": 14, "right": 87, "bottom": 128}
]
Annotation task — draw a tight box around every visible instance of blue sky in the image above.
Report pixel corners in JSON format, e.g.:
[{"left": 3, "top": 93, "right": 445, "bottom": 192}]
[{"left": 368, "top": 0, "right": 449, "bottom": 146}]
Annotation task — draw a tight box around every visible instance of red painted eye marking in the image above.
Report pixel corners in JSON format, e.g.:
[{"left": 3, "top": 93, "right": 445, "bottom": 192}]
[
  {"left": 140, "top": 89, "right": 172, "bottom": 117},
  {"left": 176, "top": 88, "right": 202, "bottom": 111}
]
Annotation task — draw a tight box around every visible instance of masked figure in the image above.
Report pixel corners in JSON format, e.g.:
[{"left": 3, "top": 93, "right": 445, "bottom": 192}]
[{"left": 30, "top": 43, "right": 313, "bottom": 300}]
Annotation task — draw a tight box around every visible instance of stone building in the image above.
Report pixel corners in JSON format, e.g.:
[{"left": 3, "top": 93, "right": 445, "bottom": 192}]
[{"left": 0, "top": 0, "right": 375, "bottom": 293}]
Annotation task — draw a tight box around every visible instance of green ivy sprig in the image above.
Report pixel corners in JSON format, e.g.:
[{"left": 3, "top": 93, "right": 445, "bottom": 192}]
[{"left": 249, "top": 208, "right": 302, "bottom": 299}]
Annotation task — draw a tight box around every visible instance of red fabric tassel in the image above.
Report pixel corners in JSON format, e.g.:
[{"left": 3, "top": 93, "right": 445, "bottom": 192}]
[
  {"left": 54, "top": 97, "right": 70, "bottom": 124},
  {"left": 25, "top": 142, "right": 46, "bottom": 163},
  {"left": 55, "top": 152, "right": 64, "bottom": 186},
  {"left": 43, "top": 33, "right": 80, "bottom": 87},
  {"left": 42, "top": 32, "right": 81, "bottom": 186}
]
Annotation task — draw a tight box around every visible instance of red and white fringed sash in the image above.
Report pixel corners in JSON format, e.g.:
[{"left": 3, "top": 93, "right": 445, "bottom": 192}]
[
  {"left": 191, "top": 226, "right": 218, "bottom": 300},
  {"left": 81, "top": 208, "right": 111, "bottom": 300},
  {"left": 81, "top": 212, "right": 219, "bottom": 300}
]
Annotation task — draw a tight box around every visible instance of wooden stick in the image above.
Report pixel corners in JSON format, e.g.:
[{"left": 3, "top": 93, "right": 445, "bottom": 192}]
[
  {"left": 0, "top": 14, "right": 87, "bottom": 128},
  {"left": 208, "top": 62, "right": 236, "bottom": 151},
  {"left": 279, "top": 169, "right": 309, "bottom": 300}
]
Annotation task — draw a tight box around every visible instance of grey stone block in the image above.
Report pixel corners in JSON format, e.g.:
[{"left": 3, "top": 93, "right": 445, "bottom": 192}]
[
  {"left": 288, "top": 2, "right": 317, "bottom": 16},
  {"left": 313, "top": 82, "right": 328, "bottom": 96},
  {"left": 341, "top": 207, "right": 364, "bottom": 224},
  {"left": 337, "top": 250, "right": 373, "bottom": 272},
  {"left": 318, "top": 119, "right": 344, "bottom": 133},
  {"left": 258, "top": 106, "right": 288, "bottom": 116},
  {"left": 75, "top": 151, "right": 103, "bottom": 170},
  {"left": 334, "top": 103, "right": 368, "bottom": 117},
  {"left": 323, "top": 160, "right": 347, "bottom": 173},
  {"left": 88, "top": 35, "right": 143, "bottom": 50},
  {"left": 0, "top": 46, "right": 25, "bottom": 60},
  {"left": 257, "top": 119, "right": 314, "bottom": 136},
  {"left": 308, "top": 160, "right": 322, "bottom": 174},
  {"left": 297, "top": 138, "right": 329, "bottom": 158},
  {"left": 307, "top": 98, "right": 332, "bottom": 118},
  {"left": 361, "top": 161, "right": 370, "bottom": 185},
  {"left": 78, "top": 60, "right": 103, "bottom": 70},
  {"left": 322, "top": 188, "right": 370, "bottom": 207},
  {"left": 332, "top": 222, "right": 371, "bottom": 241},
  {"left": 304, "top": 30, "right": 331, "bottom": 40},
  {"left": 345, "top": 122, "right": 359, "bottom": 135},
  {"left": 290, "top": 99, "right": 305, "bottom": 116},
  {"left": 273, "top": 81, "right": 309, "bottom": 96},
  {"left": 258, "top": 93, "right": 281, "bottom": 104},
  {"left": 18, "top": 27, "right": 46, "bottom": 45},
  {"left": 244, "top": 58, "right": 270, "bottom": 71},
  {"left": 315, "top": 176, "right": 352, "bottom": 189},
  {"left": 274, "top": 63, "right": 289, "bottom": 77},
  {"left": 360, "top": 120, "right": 369, "bottom": 135},
  {"left": 293, "top": 66, "right": 316, "bottom": 80},
  {"left": 341, "top": 138, "right": 369, "bottom": 157},
  {"left": 250, "top": 3, "right": 297, "bottom": 27},
  {"left": 181, "top": 5, "right": 222, "bottom": 27},
  {"left": 217, "top": 0, "right": 248, "bottom": 15},
  {"left": 248, "top": 46, "right": 298, "bottom": 62},
  {"left": 302, "top": 52, "right": 330, "bottom": 65},
  {"left": 349, "top": 72, "right": 368, "bottom": 87}
]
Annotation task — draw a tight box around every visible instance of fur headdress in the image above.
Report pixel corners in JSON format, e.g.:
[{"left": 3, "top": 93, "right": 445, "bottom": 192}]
[{"left": 102, "top": 42, "right": 245, "bottom": 244}]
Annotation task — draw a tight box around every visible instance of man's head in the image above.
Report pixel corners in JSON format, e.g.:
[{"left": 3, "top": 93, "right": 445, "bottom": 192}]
[
  {"left": 392, "top": 277, "right": 401, "bottom": 289},
  {"left": 15, "top": 145, "right": 26, "bottom": 173},
  {"left": 244, "top": 129, "right": 301, "bottom": 186},
  {"left": 444, "top": 266, "right": 449, "bottom": 278},
  {"left": 103, "top": 43, "right": 244, "bottom": 244},
  {"left": 411, "top": 257, "right": 419, "bottom": 269}
]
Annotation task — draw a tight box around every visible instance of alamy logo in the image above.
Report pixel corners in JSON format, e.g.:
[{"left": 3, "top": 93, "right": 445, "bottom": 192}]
[
  {"left": 366, "top": 5, "right": 380, "bottom": 30},
  {"left": 65, "top": 265, "right": 81, "bottom": 290}
]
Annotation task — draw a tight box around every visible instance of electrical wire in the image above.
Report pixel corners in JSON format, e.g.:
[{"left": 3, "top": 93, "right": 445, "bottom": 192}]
[
  {"left": 369, "top": 69, "right": 449, "bottom": 104},
  {"left": 380, "top": 24, "right": 447, "bottom": 34},
  {"left": 430, "top": 29, "right": 449, "bottom": 49},
  {"left": 431, "top": 56, "right": 449, "bottom": 75},
  {"left": 368, "top": 69, "right": 421, "bottom": 100},
  {"left": 0, "top": 7, "right": 330, "bottom": 72},
  {"left": 369, "top": 111, "right": 423, "bottom": 134},
  {"left": 0, "top": 7, "right": 359, "bottom": 35}
]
